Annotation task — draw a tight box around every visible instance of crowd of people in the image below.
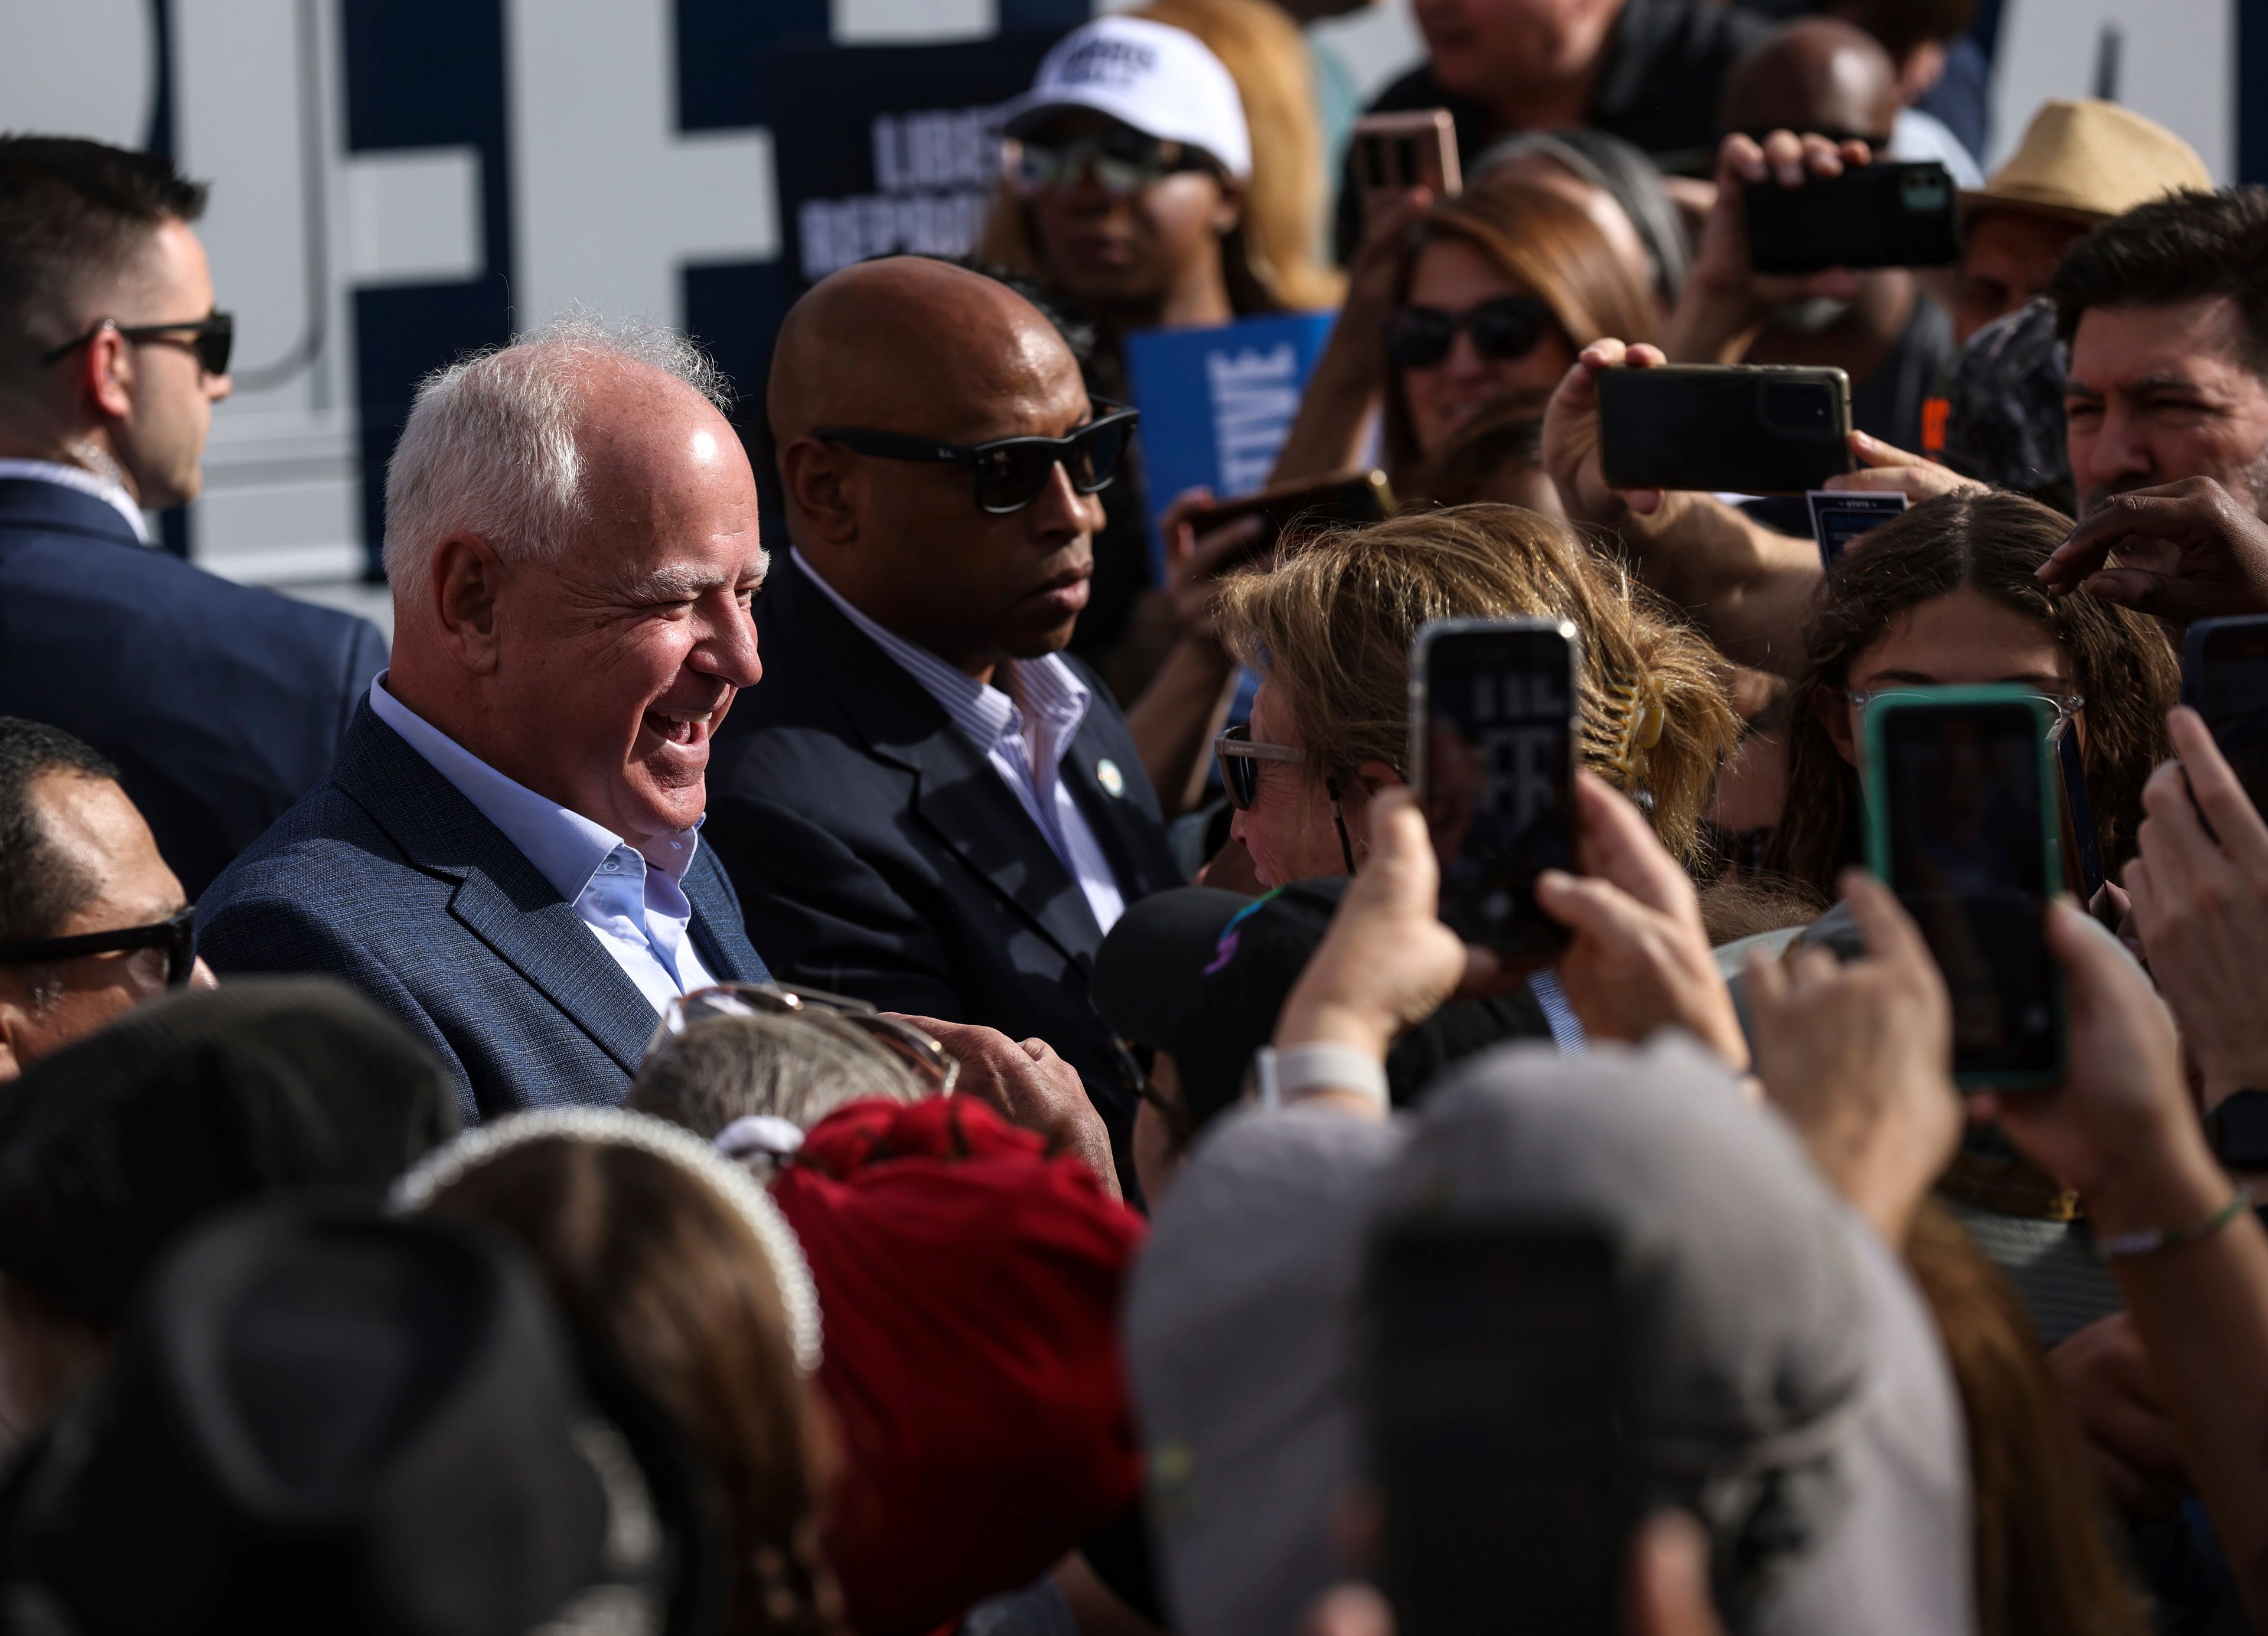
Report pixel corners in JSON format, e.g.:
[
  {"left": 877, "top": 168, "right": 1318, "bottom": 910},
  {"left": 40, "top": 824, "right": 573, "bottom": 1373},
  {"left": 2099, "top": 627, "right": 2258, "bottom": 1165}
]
[{"left": 5, "top": 0, "right": 2268, "bottom": 1631}]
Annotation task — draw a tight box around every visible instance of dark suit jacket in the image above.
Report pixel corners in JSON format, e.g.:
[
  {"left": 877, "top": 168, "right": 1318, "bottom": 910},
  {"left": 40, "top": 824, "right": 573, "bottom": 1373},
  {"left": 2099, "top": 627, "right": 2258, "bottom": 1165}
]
[
  {"left": 704, "top": 560, "right": 1182, "bottom": 1178},
  {"left": 197, "top": 701, "right": 770, "bottom": 1123},
  {"left": 0, "top": 477, "right": 389, "bottom": 897}
]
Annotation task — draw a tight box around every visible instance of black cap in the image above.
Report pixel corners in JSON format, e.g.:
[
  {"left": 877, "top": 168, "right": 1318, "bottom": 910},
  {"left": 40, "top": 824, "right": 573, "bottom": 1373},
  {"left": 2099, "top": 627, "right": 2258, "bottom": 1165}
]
[
  {"left": 1091, "top": 880, "right": 1552, "bottom": 1130},
  {"left": 0, "top": 980, "right": 459, "bottom": 1324},
  {"left": 0, "top": 1204, "right": 709, "bottom": 1636}
]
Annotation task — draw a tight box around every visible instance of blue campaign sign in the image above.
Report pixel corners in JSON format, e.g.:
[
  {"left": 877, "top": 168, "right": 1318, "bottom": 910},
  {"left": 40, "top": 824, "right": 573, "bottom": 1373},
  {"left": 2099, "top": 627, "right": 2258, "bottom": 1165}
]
[{"left": 1122, "top": 310, "right": 1337, "bottom": 576}]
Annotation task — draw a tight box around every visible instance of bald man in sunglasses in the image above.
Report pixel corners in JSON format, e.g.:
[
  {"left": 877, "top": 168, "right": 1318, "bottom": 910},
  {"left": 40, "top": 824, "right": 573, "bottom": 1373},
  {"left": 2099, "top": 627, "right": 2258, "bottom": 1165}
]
[
  {"left": 0, "top": 136, "right": 387, "bottom": 898},
  {"left": 705, "top": 256, "right": 1180, "bottom": 1199}
]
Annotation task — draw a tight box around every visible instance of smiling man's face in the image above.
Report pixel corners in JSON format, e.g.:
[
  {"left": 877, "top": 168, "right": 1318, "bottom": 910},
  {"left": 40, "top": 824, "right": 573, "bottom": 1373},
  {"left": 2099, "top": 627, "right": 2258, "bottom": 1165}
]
[{"left": 486, "top": 366, "right": 767, "bottom": 846}]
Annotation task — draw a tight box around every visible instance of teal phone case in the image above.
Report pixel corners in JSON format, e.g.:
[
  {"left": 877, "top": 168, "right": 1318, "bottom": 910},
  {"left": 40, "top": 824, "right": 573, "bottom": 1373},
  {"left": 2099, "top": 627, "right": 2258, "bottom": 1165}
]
[{"left": 1862, "top": 685, "right": 2068, "bottom": 1091}]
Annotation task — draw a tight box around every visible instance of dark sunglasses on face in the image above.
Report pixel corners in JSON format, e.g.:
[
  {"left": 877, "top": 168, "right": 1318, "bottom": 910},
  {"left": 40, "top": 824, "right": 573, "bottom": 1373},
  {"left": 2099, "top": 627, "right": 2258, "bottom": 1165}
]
[
  {"left": 1008, "top": 130, "right": 1214, "bottom": 198},
  {"left": 0, "top": 905, "right": 198, "bottom": 991},
  {"left": 41, "top": 313, "right": 234, "bottom": 377},
  {"left": 1383, "top": 295, "right": 1555, "bottom": 371},
  {"left": 814, "top": 401, "right": 1139, "bottom": 515},
  {"left": 1214, "top": 722, "right": 1304, "bottom": 810}
]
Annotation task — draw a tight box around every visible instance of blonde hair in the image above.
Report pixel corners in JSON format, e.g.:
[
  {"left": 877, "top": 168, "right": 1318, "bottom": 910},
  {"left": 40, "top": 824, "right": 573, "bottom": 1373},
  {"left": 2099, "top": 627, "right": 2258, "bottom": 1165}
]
[
  {"left": 1213, "top": 504, "right": 1741, "bottom": 868},
  {"left": 976, "top": 0, "right": 1343, "bottom": 314}
]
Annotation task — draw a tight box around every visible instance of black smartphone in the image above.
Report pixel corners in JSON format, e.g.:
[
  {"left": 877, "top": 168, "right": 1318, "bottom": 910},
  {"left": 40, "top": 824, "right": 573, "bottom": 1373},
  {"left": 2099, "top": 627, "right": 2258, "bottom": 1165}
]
[
  {"left": 1597, "top": 365, "right": 1852, "bottom": 496},
  {"left": 1355, "top": 109, "right": 1462, "bottom": 224},
  {"left": 1864, "top": 687, "right": 2068, "bottom": 1090},
  {"left": 1409, "top": 617, "right": 1579, "bottom": 962},
  {"left": 2181, "top": 614, "right": 2268, "bottom": 817},
  {"left": 1367, "top": 1219, "right": 1624, "bottom": 1636},
  {"left": 1180, "top": 469, "right": 1394, "bottom": 569},
  {"left": 1745, "top": 160, "right": 1963, "bottom": 273}
]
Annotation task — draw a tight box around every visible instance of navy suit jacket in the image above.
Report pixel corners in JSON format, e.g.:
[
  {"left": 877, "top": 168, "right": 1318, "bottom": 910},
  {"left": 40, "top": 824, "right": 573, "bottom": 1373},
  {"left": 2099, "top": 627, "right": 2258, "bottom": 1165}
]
[
  {"left": 197, "top": 700, "right": 770, "bottom": 1123},
  {"left": 0, "top": 477, "right": 389, "bottom": 897},
  {"left": 703, "top": 560, "right": 1182, "bottom": 1181}
]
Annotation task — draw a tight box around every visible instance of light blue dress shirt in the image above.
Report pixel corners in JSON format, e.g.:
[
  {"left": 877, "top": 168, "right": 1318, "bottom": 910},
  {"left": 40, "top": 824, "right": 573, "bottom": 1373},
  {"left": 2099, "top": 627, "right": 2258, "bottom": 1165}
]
[
  {"left": 367, "top": 674, "right": 718, "bottom": 1014},
  {"left": 791, "top": 549, "right": 1127, "bottom": 936}
]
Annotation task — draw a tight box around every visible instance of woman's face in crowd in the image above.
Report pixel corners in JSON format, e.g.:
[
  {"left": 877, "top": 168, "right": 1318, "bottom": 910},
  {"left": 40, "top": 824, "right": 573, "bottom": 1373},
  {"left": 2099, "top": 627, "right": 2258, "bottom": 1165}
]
[
  {"left": 1400, "top": 237, "right": 1578, "bottom": 456},
  {"left": 1824, "top": 586, "right": 2076, "bottom": 767},
  {"left": 1024, "top": 112, "right": 1232, "bottom": 317},
  {"left": 1230, "top": 681, "right": 1366, "bottom": 888}
]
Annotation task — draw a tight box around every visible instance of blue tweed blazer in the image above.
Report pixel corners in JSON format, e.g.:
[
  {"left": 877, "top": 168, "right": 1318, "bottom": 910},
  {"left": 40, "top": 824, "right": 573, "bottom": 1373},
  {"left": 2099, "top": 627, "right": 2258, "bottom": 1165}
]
[{"left": 196, "top": 700, "right": 770, "bottom": 1122}]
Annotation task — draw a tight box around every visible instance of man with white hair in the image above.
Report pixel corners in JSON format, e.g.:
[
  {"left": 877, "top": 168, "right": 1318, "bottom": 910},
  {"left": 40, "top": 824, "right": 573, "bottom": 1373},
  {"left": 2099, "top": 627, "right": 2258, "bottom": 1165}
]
[{"left": 195, "top": 315, "right": 773, "bottom": 1120}]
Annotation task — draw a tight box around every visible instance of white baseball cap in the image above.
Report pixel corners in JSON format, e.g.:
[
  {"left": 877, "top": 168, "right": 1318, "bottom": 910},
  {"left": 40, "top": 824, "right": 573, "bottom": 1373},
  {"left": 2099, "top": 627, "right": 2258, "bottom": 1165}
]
[{"left": 1000, "top": 17, "right": 1252, "bottom": 181}]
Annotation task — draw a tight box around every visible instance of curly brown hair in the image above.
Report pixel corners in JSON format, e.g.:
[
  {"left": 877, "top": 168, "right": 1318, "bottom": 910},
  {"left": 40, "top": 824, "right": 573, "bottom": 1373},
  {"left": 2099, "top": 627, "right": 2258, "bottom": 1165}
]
[
  {"left": 1761, "top": 490, "right": 2178, "bottom": 895},
  {"left": 1212, "top": 503, "right": 1741, "bottom": 868}
]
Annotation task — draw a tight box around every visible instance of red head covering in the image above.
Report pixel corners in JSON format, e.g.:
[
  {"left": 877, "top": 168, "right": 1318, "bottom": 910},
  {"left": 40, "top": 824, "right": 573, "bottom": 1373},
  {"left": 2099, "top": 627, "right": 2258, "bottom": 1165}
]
[{"left": 770, "top": 1097, "right": 1146, "bottom": 1636}]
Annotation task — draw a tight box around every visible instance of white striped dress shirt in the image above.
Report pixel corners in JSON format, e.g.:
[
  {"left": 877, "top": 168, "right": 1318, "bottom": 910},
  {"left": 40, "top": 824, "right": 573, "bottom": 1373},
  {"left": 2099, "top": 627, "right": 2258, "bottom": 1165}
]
[{"left": 791, "top": 550, "right": 1128, "bottom": 936}]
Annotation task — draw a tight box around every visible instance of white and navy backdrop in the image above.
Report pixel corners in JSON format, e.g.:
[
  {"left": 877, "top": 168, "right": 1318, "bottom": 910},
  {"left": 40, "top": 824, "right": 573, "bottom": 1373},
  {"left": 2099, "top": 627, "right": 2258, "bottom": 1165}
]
[{"left": 0, "top": 0, "right": 2257, "bottom": 601}]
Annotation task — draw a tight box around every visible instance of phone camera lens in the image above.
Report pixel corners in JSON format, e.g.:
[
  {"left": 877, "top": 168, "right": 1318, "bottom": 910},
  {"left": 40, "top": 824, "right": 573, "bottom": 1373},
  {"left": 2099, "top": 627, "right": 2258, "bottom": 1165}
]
[
  {"left": 1764, "top": 382, "right": 1833, "bottom": 429},
  {"left": 1900, "top": 170, "right": 1949, "bottom": 211}
]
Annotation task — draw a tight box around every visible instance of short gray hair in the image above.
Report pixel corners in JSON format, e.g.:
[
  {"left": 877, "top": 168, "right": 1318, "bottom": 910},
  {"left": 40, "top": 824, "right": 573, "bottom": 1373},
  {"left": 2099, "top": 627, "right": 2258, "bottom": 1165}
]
[
  {"left": 381, "top": 311, "right": 732, "bottom": 601},
  {"left": 627, "top": 1012, "right": 926, "bottom": 1145}
]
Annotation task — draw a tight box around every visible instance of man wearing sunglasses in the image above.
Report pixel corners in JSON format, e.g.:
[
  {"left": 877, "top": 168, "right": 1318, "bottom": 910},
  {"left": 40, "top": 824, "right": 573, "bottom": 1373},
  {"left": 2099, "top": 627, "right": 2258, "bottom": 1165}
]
[
  {"left": 0, "top": 136, "right": 389, "bottom": 898},
  {"left": 0, "top": 718, "right": 213, "bottom": 1081},
  {"left": 706, "top": 256, "right": 1181, "bottom": 1197}
]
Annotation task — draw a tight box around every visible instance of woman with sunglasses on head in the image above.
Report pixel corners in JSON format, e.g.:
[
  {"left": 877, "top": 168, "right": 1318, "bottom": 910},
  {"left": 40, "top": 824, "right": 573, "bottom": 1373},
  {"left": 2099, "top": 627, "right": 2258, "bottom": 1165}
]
[{"left": 1270, "top": 172, "right": 1657, "bottom": 500}]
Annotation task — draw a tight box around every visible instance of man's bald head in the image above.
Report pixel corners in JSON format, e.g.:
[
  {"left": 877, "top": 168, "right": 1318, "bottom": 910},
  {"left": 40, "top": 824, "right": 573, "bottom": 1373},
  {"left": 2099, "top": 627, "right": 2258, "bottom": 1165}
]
[
  {"left": 768, "top": 257, "right": 1106, "bottom": 677},
  {"left": 768, "top": 257, "right": 1082, "bottom": 451},
  {"left": 1721, "top": 18, "right": 1901, "bottom": 142}
]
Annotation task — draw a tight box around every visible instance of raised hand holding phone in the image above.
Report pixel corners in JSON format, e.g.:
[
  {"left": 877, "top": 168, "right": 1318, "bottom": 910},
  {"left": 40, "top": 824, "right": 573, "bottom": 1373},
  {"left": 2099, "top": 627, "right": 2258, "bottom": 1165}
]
[
  {"left": 1535, "top": 771, "right": 1750, "bottom": 1072},
  {"left": 1664, "top": 130, "right": 1872, "bottom": 366},
  {"left": 2123, "top": 706, "right": 2268, "bottom": 1114},
  {"left": 1862, "top": 686, "right": 2068, "bottom": 1089},
  {"left": 1409, "top": 617, "right": 1580, "bottom": 963}
]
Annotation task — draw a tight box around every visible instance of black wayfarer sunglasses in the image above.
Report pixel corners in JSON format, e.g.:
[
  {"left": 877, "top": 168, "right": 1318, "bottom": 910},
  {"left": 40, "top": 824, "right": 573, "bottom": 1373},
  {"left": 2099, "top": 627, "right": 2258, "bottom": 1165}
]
[
  {"left": 0, "top": 905, "right": 198, "bottom": 990},
  {"left": 41, "top": 313, "right": 235, "bottom": 378},
  {"left": 1383, "top": 295, "right": 1556, "bottom": 371},
  {"left": 815, "top": 401, "right": 1139, "bottom": 515}
]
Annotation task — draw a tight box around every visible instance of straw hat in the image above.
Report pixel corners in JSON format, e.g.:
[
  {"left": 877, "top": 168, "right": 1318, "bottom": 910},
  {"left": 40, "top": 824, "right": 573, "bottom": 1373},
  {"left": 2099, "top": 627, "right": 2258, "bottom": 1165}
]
[{"left": 1963, "top": 99, "right": 2214, "bottom": 226}]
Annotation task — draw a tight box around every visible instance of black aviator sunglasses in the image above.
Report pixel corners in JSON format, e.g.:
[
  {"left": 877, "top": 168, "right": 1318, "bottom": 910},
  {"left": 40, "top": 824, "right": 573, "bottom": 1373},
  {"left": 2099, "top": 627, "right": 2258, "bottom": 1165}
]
[
  {"left": 41, "top": 313, "right": 234, "bottom": 378},
  {"left": 815, "top": 401, "right": 1139, "bottom": 515},
  {"left": 1383, "top": 295, "right": 1555, "bottom": 371},
  {"left": 0, "top": 905, "right": 198, "bottom": 991}
]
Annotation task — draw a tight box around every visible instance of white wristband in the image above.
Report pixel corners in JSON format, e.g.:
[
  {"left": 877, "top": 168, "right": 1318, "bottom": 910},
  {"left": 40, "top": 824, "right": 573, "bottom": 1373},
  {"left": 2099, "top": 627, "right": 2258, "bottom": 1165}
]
[{"left": 1255, "top": 1043, "right": 1391, "bottom": 1110}]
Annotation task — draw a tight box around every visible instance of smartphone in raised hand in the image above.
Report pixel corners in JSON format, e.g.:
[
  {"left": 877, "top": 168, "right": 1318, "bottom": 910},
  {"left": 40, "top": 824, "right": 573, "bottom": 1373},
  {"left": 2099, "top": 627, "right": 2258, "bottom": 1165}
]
[
  {"left": 1745, "top": 159, "right": 1962, "bottom": 273},
  {"left": 1597, "top": 364, "right": 1852, "bottom": 496},
  {"left": 1409, "top": 617, "right": 1579, "bottom": 962},
  {"left": 1864, "top": 686, "right": 2068, "bottom": 1090},
  {"left": 1178, "top": 469, "right": 1393, "bottom": 571},
  {"left": 1367, "top": 1218, "right": 1624, "bottom": 1636},
  {"left": 2181, "top": 614, "right": 2268, "bottom": 819},
  {"left": 1354, "top": 109, "right": 1461, "bottom": 227}
]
